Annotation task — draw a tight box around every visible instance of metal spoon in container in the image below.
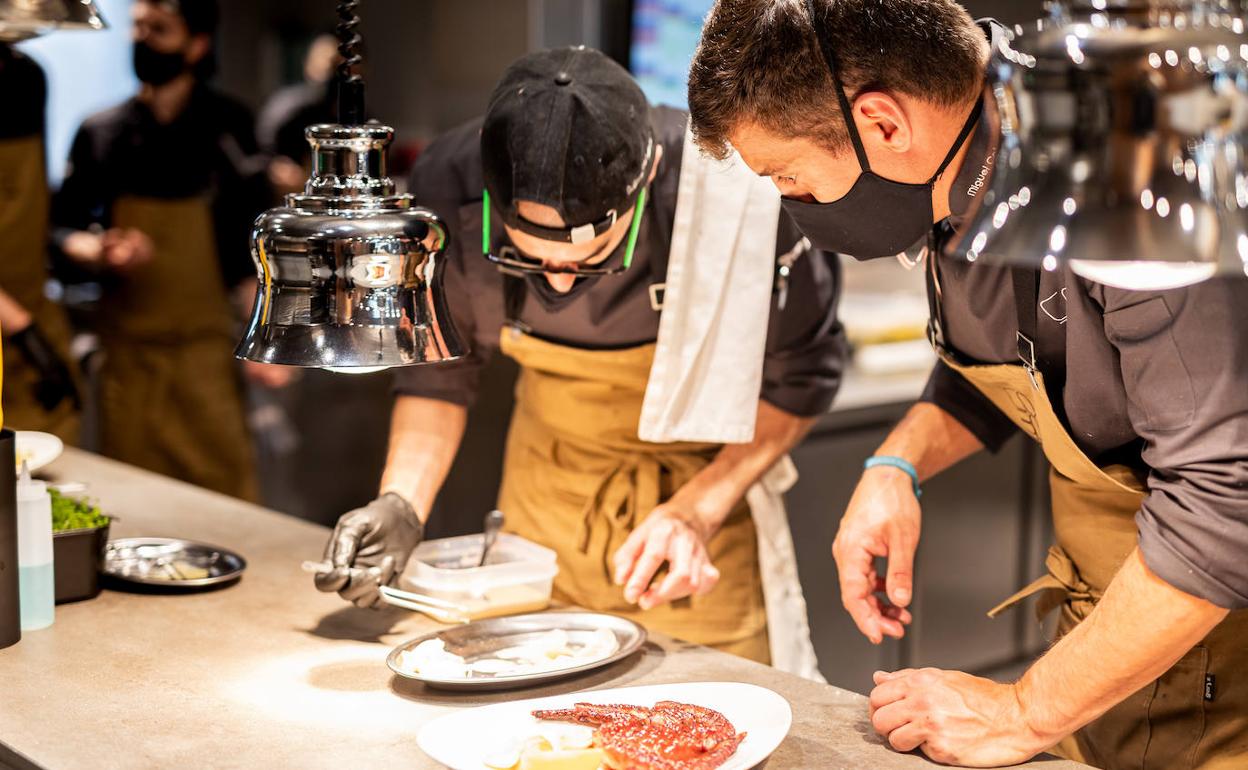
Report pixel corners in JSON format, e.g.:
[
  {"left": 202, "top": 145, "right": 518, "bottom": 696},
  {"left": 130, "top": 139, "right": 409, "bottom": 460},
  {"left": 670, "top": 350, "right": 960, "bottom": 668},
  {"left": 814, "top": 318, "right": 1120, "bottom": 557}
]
[{"left": 478, "top": 509, "right": 505, "bottom": 567}]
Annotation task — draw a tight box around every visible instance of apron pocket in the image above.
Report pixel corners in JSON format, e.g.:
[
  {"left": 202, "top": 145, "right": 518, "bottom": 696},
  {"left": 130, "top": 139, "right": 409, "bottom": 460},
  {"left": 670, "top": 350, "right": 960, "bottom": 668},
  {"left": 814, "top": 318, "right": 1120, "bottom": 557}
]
[{"left": 1142, "top": 645, "right": 1209, "bottom": 770}]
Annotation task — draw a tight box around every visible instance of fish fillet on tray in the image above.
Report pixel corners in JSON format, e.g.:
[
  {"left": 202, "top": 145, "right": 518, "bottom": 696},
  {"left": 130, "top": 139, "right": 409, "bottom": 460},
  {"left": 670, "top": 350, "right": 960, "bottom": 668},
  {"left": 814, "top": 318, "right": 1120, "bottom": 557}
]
[{"left": 416, "top": 682, "right": 791, "bottom": 770}]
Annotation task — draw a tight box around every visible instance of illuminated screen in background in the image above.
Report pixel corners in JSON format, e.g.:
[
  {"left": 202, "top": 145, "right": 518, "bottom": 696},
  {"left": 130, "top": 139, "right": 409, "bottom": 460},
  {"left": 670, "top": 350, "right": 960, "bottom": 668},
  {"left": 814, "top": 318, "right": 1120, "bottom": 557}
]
[
  {"left": 630, "top": 0, "right": 713, "bottom": 109},
  {"left": 18, "top": 0, "right": 138, "bottom": 187}
]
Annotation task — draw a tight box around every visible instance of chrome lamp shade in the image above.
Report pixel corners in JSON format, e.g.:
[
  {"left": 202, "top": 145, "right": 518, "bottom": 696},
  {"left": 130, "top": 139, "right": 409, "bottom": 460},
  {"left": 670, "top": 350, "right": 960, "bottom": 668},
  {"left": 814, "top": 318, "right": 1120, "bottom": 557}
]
[
  {"left": 948, "top": 0, "right": 1248, "bottom": 289},
  {"left": 235, "top": 124, "right": 466, "bottom": 372},
  {"left": 0, "top": 0, "right": 105, "bottom": 41}
]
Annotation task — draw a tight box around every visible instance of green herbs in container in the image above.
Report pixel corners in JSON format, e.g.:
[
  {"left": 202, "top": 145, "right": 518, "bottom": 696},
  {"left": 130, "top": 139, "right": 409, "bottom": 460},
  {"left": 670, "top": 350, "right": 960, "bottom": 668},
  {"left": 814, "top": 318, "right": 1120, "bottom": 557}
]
[
  {"left": 51, "top": 489, "right": 110, "bottom": 533},
  {"left": 50, "top": 489, "right": 111, "bottom": 604}
]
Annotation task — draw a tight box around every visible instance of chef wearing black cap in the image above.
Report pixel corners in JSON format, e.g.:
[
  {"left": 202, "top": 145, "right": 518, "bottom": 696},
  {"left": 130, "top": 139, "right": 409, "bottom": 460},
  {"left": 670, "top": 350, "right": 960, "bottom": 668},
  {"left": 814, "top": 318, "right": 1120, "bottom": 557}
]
[
  {"left": 315, "top": 47, "right": 846, "bottom": 667},
  {"left": 51, "top": 0, "right": 280, "bottom": 499}
]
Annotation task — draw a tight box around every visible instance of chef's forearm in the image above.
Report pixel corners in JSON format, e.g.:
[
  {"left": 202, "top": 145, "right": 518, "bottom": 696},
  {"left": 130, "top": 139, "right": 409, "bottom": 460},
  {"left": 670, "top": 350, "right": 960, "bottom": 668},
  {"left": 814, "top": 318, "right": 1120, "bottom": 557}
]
[
  {"left": 0, "top": 286, "right": 32, "bottom": 336},
  {"left": 920, "top": 360, "right": 1019, "bottom": 453},
  {"left": 378, "top": 395, "right": 468, "bottom": 522},
  {"left": 874, "top": 402, "right": 984, "bottom": 481},
  {"left": 1016, "top": 548, "right": 1227, "bottom": 742},
  {"left": 676, "top": 400, "right": 816, "bottom": 535}
]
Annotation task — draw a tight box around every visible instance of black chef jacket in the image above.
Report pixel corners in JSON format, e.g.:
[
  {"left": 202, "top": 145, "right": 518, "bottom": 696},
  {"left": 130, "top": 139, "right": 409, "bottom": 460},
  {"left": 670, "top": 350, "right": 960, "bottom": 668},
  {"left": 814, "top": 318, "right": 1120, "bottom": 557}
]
[{"left": 924, "top": 96, "right": 1248, "bottom": 610}]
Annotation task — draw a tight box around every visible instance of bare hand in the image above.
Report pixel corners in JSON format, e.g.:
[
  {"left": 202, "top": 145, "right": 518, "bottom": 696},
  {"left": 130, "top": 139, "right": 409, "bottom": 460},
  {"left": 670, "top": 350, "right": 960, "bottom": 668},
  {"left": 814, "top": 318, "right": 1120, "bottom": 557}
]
[
  {"left": 244, "top": 359, "right": 299, "bottom": 389},
  {"left": 612, "top": 505, "right": 719, "bottom": 610},
  {"left": 100, "top": 228, "right": 155, "bottom": 272},
  {"left": 869, "top": 668, "right": 1051, "bottom": 767},
  {"left": 267, "top": 156, "right": 307, "bottom": 194},
  {"left": 832, "top": 466, "right": 919, "bottom": 643}
]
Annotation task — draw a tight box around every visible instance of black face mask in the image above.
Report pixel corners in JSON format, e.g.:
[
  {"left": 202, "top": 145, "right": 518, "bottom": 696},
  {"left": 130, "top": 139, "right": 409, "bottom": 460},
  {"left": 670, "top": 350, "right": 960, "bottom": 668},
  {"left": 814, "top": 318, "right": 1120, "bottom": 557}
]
[
  {"left": 785, "top": 0, "right": 983, "bottom": 260},
  {"left": 133, "top": 41, "right": 188, "bottom": 86}
]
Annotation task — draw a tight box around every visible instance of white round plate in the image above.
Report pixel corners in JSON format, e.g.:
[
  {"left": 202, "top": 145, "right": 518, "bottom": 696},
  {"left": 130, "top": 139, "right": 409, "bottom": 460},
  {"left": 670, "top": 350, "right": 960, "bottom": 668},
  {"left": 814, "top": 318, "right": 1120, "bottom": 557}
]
[
  {"left": 14, "top": 431, "right": 63, "bottom": 474},
  {"left": 416, "top": 681, "right": 792, "bottom": 770}
]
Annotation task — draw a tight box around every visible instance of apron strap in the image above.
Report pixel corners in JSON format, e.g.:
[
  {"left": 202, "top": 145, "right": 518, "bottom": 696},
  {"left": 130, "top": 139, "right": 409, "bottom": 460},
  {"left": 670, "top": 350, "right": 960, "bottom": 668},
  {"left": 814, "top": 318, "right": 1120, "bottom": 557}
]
[
  {"left": 502, "top": 273, "right": 529, "bottom": 331},
  {"left": 987, "top": 545, "right": 1100, "bottom": 621},
  {"left": 1012, "top": 266, "right": 1042, "bottom": 390},
  {"left": 925, "top": 225, "right": 951, "bottom": 351},
  {"left": 926, "top": 222, "right": 1048, "bottom": 394},
  {"left": 642, "top": 213, "right": 671, "bottom": 311},
  {"left": 489, "top": 198, "right": 533, "bottom": 332},
  {"left": 986, "top": 573, "right": 1064, "bottom": 620}
]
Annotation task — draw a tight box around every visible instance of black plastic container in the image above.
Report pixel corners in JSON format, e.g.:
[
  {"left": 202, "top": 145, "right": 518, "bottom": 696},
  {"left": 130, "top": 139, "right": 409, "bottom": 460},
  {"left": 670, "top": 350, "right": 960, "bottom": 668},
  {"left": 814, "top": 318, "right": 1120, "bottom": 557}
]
[
  {"left": 52, "top": 523, "right": 109, "bottom": 604},
  {"left": 0, "top": 430, "right": 19, "bottom": 649}
]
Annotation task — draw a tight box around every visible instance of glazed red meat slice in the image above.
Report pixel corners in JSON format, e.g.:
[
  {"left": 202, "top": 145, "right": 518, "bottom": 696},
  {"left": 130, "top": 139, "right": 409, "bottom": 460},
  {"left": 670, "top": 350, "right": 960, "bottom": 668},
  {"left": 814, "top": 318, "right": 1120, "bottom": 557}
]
[
  {"left": 532, "top": 700, "right": 746, "bottom": 770},
  {"left": 531, "top": 703, "right": 652, "bottom": 726}
]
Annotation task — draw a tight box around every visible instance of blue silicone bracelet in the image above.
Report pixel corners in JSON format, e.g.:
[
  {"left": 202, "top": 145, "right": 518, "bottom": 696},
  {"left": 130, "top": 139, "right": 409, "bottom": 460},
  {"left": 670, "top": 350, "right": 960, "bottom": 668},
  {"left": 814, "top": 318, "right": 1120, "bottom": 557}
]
[{"left": 864, "top": 456, "right": 923, "bottom": 499}]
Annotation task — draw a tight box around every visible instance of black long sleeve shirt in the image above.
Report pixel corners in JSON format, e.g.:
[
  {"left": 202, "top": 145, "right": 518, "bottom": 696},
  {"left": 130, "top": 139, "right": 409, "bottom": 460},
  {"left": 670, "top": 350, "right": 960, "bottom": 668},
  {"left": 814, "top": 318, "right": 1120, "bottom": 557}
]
[
  {"left": 0, "top": 44, "right": 44, "bottom": 140},
  {"left": 922, "top": 105, "right": 1248, "bottom": 609}
]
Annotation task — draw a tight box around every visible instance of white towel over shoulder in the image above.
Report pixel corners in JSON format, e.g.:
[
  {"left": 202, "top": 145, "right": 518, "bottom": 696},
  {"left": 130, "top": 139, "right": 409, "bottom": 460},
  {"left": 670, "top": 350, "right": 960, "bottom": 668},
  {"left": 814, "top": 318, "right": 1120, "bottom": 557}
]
[
  {"left": 638, "top": 124, "right": 782, "bottom": 445},
  {"left": 637, "top": 126, "right": 824, "bottom": 680}
]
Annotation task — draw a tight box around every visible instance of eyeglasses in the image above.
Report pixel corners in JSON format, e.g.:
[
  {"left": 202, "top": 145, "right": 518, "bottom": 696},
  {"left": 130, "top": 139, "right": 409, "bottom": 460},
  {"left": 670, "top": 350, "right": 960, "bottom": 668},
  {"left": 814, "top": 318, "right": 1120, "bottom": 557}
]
[{"left": 481, "top": 187, "right": 648, "bottom": 276}]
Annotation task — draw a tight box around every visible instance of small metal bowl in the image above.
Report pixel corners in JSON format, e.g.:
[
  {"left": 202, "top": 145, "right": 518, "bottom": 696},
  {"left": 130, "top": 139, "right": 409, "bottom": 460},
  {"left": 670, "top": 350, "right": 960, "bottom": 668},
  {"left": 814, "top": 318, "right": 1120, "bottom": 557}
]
[
  {"left": 388, "top": 611, "right": 647, "bottom": 691},
  {"left": 103, "top": 537, "right": 246, "bottom": 589}
]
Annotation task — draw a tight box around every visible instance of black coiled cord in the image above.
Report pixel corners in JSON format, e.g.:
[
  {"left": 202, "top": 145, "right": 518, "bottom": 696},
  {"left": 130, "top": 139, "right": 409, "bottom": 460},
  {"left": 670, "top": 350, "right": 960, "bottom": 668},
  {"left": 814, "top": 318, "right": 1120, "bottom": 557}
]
[{"left": 335, "top": 0, "right": 365, "bottom": 124}]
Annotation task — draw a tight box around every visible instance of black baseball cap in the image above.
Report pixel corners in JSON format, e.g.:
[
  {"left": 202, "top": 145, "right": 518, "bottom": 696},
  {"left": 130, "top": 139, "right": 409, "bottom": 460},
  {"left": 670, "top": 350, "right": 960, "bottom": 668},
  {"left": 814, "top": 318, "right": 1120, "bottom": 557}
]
[{"left": 482, "top": 46, "right": 655, "bottom": 245}]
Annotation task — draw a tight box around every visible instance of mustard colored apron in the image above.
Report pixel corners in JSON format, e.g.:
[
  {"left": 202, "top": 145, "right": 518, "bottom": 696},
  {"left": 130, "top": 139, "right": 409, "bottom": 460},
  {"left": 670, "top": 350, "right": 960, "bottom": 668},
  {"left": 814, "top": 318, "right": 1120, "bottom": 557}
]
[
  {"left": 98, "top": 196, "right": 257, "bottom": 501},
  {"left": 0, "top": 135, "right": 79, "bottom": 442},
  {"left": 496, "top": 324, "right": 770, "bottom": 663},
  {"left": 928, "top": 257, "right": 1248, "bottom": 770}
]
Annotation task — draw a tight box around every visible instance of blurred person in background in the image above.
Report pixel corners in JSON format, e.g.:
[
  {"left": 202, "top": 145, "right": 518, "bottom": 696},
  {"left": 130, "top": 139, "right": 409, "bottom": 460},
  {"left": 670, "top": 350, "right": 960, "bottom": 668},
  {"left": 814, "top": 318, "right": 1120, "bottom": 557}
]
[
  {"left": 51, "top": 0, "right": 286, "bottom": 500},
  {"left": 257, "top": 32, "right": 339, "bottom": 196},
  {"left": 0, "top": 29, "right": 84, "bottom": 442}
]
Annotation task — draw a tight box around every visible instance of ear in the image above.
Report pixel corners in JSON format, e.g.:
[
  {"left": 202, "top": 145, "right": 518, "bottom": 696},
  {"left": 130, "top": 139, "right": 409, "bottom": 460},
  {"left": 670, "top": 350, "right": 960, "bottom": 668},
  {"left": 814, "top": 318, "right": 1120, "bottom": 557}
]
[
  {"left": 853, "top": 92, "right": 912, "bottom": 154},
  {"left": 186, "top": 33, "right": 212, "bottom": 65},
  {"left": 647, "top": 143, "right": 664, "bottom": 184}
]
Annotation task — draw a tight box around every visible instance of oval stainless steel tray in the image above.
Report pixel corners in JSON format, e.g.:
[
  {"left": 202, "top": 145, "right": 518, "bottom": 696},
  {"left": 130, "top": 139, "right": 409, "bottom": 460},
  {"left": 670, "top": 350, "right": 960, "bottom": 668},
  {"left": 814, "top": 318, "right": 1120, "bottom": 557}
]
[
  {"left": 103, "top": 537, "right": 247, "bottom": 589},
  {"left": 387, "top": 611, "right": 647, "bottom": 691}
]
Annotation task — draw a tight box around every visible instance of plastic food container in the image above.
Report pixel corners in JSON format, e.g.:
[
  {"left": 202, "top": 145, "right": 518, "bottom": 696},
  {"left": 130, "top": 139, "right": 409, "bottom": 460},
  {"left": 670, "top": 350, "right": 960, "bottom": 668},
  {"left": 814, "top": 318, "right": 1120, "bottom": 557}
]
[{"left": 401, "top": 533, "right": 558, "bottom": 622}]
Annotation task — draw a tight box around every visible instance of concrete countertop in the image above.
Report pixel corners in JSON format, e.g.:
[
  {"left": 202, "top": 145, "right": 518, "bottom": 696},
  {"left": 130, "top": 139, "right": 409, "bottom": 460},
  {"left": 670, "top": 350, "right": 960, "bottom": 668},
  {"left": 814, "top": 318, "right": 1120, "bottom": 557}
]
[{"left": 0, "top": 449, "right": 1085, "bottom": 770}]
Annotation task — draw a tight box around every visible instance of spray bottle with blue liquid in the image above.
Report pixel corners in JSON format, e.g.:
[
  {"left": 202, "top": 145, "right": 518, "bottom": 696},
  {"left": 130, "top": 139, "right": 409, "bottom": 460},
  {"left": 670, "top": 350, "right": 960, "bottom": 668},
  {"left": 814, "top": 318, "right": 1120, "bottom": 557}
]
[{"left": 17, "top": 461, "right": 53, "bottom": 630}]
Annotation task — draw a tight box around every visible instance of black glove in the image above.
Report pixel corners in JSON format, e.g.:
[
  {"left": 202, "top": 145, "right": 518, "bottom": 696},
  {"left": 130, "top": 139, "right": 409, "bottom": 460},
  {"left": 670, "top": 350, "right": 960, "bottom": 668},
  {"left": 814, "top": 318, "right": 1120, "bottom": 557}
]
[
  {"left": 314, "top": 492, "right": 424, "bottom": 609},
  {"left": 10, "top": 324, "right": 81, "bottom": 411}
]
